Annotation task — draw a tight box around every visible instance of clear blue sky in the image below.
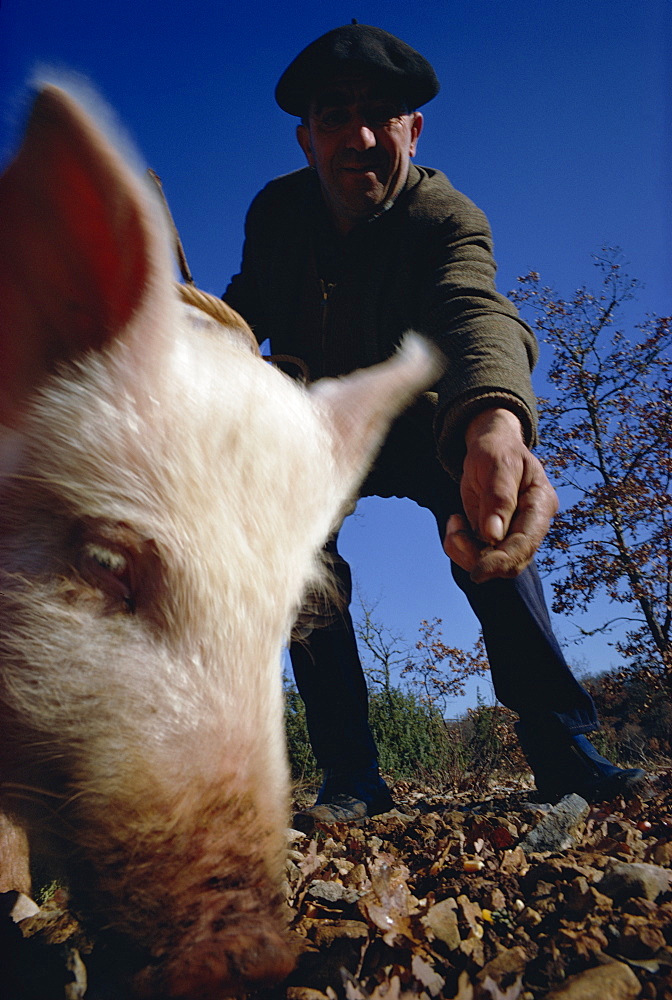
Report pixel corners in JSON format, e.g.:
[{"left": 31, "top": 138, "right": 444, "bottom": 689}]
[{"left": 1, "top": 0, "right": 669, "bottom": 714}]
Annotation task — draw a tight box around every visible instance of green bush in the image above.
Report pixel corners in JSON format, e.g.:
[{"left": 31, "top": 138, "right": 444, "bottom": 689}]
[
  {"left": 284, "top": 666, "right": 667, "bottom": 801},
  {"left": 284, "top": 681, "right": 462, "bottom": 784},
  {"left": 368, "top": 687, "right": 453, "bottom": 777},
  {"left": 284, "top": 684, "right": 320, "bottom": 785},
  {"left": 584, "top": 669, "right": 672, "bottom": 764}
]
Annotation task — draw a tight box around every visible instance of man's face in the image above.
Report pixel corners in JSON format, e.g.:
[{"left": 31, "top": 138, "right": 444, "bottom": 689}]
[{"left": 297, "top": 75, "right": 423, "bottom": 234}]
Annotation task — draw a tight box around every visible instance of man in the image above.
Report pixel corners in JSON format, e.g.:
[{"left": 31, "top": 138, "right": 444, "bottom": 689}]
[{"left": 224, "top": 23, "right": 646, "bottom": 816}]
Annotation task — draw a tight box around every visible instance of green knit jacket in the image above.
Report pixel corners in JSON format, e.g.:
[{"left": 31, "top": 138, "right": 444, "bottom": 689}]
[{"left": 224, "top": 163, "right": 539, "bottom": 477}]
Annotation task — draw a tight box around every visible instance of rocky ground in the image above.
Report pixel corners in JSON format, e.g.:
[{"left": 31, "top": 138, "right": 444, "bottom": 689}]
[{"left": 3, "top": 769, "right": 671, "bottom": 999}]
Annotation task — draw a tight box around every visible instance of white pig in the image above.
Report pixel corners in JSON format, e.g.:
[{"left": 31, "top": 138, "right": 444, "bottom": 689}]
[{"left": 0, "top": 84, "right": 439, "bottom": 997}]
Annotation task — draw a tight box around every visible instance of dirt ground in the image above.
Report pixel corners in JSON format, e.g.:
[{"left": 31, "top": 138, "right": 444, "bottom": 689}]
[{"left": 3, "top": 769, "right": 671, "bottom": 1000}]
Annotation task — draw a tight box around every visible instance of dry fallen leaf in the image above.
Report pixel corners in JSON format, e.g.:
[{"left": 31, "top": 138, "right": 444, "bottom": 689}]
[{"left": 4, "top": 770, "right": 672, "bottom": 999}]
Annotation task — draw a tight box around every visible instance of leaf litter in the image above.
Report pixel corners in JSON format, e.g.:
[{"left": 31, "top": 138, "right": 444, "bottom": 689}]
[{"left": 2, "top": 769, "right": 671, "bottom": 999}]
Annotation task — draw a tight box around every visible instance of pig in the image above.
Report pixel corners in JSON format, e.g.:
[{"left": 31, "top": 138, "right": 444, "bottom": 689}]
[{"left": 0, "top": 84, "right": 439, "bottom": 997}]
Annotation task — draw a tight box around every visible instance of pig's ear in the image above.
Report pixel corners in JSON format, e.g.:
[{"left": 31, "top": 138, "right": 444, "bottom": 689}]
[
  {"left": 309, "top": 334, "right": 442, "bottom": 486},
  {"left": 0, "top": 84, "right": 172, "bottom": 427}
]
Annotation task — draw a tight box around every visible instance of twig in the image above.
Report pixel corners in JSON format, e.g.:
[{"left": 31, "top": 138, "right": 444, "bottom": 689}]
[{"left": 146, "top": 168, "right": 194, "bottom": 285}]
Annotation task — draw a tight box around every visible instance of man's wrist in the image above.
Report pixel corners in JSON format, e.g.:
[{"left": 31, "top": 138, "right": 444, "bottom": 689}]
[
  {"left": 436, "top": 393, "right": 536, "bottom": 480},
  {"left": 465, "top": 407, "right": 524, "bottom": 448}
]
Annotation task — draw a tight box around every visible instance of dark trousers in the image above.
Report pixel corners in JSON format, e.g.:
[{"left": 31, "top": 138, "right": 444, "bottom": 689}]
[{"left": 289, "top": 403, "right": 598, "bottom": 770}]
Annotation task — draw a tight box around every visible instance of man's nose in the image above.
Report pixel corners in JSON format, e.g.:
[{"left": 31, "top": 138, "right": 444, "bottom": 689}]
[{"left": 345, "top": 114, "right": 377, "bottom": 150}]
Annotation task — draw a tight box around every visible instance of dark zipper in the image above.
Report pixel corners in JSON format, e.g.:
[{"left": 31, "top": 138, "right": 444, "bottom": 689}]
[{"left": 319, "top": 278, "right": 337, "bottom": 364}]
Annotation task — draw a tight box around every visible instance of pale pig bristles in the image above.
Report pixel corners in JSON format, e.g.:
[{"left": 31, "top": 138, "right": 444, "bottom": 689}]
[{"left": 0, "top": 84, "right": 439, "bottom": 996}]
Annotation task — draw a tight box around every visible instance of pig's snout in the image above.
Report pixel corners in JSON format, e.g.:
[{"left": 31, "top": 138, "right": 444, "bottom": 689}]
[
  {"left": 135, "top": 919, "right": 295, "bottom": 999},
  {"left": 167, "top": 926, "right": 295, "bottom": 998}
]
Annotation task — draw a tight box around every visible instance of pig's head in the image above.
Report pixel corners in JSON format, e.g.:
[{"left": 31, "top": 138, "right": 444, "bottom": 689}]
[{"left": 0, "top": 85, "right": 439, "bottom": 996}]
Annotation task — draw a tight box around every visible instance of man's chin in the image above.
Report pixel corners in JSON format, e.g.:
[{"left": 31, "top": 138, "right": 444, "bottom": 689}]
[
  {"left": 323, "top": 180, "right": 390, "bottom": 229},
  {"left": 338, "top": 180, "right": 387, "bottom": 211}
]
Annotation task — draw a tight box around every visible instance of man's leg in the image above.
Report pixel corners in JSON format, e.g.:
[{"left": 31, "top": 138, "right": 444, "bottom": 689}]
[
  {"left": 289, "top": 541, "right": 375, "bottom": 770},
  {"left": 289, "top": 540, "right": 394, "bottom": 817},
  {"left": 450, "top": 560, "right": 597, "bottom": 732},
  {"left": 450, "top": 561, "right": 646, "bottom": 800},
  {"left": 291, "top": 401, "right": 644, "bottom": 810},
  {"left": 382, "top": 403, "right": 646, "bottom": 801}
]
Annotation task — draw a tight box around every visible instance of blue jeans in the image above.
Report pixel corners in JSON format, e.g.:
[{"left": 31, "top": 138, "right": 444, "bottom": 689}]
[{"left": 289, "top": 404, "right": 597, "bottom": 770}]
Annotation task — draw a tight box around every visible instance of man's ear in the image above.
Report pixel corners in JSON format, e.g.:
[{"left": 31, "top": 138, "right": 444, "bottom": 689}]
[
  {"left": 296, "top": 124, "right": 315, "bottom": 168},
  {"left": 409, "top": 112, "right": 423, "bottom": 158}
]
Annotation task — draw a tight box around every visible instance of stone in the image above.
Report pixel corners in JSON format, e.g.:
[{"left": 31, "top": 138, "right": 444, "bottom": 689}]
[
  {"left": 0, "top": 891, "right": 40, "bottom": 923},
  {"left": 540, "top": 960, "right": 641, "bottom": 999},
  {"left": 652, "top": 840, "right": 672, "bottom": 866},
  {"left": 421, "top": 898, "right": 461, "bottom": 951},
  {"left": 307, "top": 880, "right": 361, "bottom": 906},
  {"left": 520, "top": 794, "right": 590, "bottom": 853},
  {"left": 598, "top": 861, "right": 672, "bottom": 902},
  {"left": 312, "top": 919, "right": 369, "bottom": 948},
  {"left": 476, "top": 946, "right": 527, "bottom": 993}
]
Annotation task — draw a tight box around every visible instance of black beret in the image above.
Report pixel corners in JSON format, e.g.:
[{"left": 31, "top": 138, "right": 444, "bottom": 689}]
[{"left": 275, "top": 23, "right": 440, "bottom": 117}]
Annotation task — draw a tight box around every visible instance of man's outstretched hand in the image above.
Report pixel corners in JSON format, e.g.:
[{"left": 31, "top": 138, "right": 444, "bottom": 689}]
[{"left": 443, "top": 408, "right": 559, "bottom": 582}]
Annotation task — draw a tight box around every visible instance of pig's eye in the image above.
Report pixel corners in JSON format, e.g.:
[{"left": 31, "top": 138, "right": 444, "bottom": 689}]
[
  {"left": 80, "top": 541, "right": 135, "bottom": 611},
  {"left": 85, "top": 543, "right": 126, "bottom": 574}
]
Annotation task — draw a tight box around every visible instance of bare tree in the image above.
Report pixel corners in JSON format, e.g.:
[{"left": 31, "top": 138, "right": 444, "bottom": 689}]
[
  {"left": 511, "top": 250, "right": 671, "bottom": 690},
  {"left": 353, "top": 593, "right": 489, "bottom": 715},
  {"left": 401, "top": 618, "right": 489, "bottom": 716},
  {"left": 353, "top": 591, "right": 411, "bottom": 698}
]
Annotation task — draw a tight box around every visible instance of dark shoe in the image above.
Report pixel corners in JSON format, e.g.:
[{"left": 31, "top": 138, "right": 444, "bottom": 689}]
[
  {"left": 292, "top": 794, "right": 369, "bottom": 832},
  {"left": 316, "top": 764, "right": 395, "bottom": 815},
  {"left": 515, "top": 722, "right": 648, "bottom": 803},
  {"left": 292, "top": 766, "right": 394, "bottom": 832}
]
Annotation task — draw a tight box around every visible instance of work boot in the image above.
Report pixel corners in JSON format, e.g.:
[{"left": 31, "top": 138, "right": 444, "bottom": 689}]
[
  {"left": 293, "top": 764, "right": 395, "bottom": 830},
  {"left": 516, "top": 722, "right": 648, "bottom": 803},
  {"left": 316, "top": 763, "right": 395, "bottom": 814}
]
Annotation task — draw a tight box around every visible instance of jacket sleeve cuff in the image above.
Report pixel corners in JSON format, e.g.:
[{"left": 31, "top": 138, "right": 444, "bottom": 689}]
[{"left": 435, "top": 392, "right": 537, "bottom": 480}]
